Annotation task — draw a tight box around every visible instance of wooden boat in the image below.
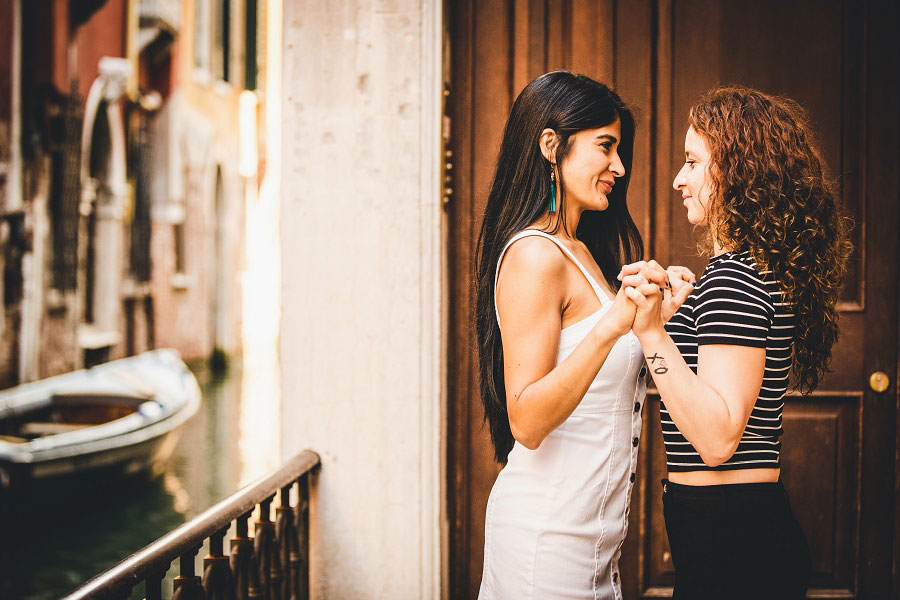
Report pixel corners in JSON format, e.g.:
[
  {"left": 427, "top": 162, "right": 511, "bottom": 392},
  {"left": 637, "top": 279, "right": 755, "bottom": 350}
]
[{"left": 0, "top": 349, "right": 201, "bottom": 491}]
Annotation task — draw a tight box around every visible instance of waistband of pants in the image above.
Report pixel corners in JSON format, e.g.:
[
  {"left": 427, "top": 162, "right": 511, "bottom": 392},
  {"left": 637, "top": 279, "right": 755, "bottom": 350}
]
[{"left": 662, "top": 478, "right": 787, "bottom": 504}]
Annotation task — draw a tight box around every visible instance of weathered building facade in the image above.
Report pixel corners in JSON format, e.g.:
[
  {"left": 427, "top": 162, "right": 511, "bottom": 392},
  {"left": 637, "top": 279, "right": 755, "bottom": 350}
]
[
  {"left": 0, "top": 0, "right": 255, "bottom": 389},
  {"left": 150, "top": 0, "right": 256, "bottom": 363}
]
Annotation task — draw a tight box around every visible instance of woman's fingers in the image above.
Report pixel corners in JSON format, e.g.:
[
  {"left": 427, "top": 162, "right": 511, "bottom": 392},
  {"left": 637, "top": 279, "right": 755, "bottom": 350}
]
[
  {"left": 618, "top": 261, "right": 647, "bottom": 280},
  {"left": 635, "top": 282, "right": 663, "bottom": 298},
  {"left": 668, "top": 276, "right": 691, "bottom": 295},
  {"left": 665, "top": 267, "right": 696, "bottom": 303},
  {"left": 623, "top": 285, "right": 649, "bottom": 306},
  {"left": 619, "top": 260, "right": 668, "bottom": 286},
  {"left": 671, "top": 279, "right": 693, "bottom": 306},
  {"left": 623, "top": 282, "right": 663, "bottom": 298},
  {"left": 620, "top": 274, "right": 649, "bottom": 288},
  {"left": 646, "top": 260, "right": 667, "bottom": 284},
  {"left": 643, "top": 266, "right": 668, "bottom": 287},
  {"left": 622, "top": 278, "right": 665, "bottom": 297},
  {"left": 666, "top": 265, "right": 696, "bottom": 286}
]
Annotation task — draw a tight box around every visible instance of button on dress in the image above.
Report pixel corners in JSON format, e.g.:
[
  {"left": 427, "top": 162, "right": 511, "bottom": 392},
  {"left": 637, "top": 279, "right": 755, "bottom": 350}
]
[{"left": 479, "top": 230, "right": 646, "bottom": 600}]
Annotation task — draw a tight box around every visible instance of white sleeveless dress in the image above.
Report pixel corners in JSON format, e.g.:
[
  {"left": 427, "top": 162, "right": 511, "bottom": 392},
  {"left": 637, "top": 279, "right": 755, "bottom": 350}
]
[{"left": 478, "top": 230, "right": 647, "bottom": 600}]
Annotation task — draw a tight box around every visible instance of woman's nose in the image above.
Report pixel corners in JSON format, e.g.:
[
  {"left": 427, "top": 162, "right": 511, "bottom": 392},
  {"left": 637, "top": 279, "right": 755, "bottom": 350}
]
[
  {"left": 673, "top": 168, "right": 686, "bottom": 191},
  {"left": 610, "top": 153, "right": 625, "bottom": 177}
]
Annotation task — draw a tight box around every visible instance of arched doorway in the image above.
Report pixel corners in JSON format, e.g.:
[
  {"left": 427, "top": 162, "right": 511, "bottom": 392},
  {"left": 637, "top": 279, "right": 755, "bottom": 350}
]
[
  {"left": 83, "top": 101, "right": 109, "bottom": 327},
  {"left": 78, "top": 59, "right": 130, "bottom": 367}
]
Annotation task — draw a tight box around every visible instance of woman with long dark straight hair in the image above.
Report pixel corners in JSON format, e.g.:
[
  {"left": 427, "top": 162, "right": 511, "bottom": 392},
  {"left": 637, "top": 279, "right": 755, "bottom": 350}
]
[
  {"left": 621, "top": 87, "right": 852, "bottom": 599},
  {"left": 475, "top": 71, "right": 687, "bottom": 599}
]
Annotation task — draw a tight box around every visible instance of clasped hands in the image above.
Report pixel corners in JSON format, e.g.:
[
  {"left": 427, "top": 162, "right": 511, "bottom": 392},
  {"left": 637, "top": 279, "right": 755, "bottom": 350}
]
[{"left": 608, "top": 260, "right": 696, "bottom": 338}]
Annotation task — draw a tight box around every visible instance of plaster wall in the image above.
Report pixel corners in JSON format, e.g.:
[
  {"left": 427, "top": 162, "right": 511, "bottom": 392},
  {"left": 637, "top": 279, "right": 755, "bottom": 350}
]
[{"left": 279, "top": 1, "right": 444, "bottom": 597}]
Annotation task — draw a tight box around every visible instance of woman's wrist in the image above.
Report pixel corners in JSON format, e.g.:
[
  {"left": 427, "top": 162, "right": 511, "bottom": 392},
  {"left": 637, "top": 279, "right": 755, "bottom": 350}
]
[
  {"left": 636, "top": 325, "right": 668, "bottom": 347},
  {"left": 590, "top": 316, "right": 624, "bottom": 348}
]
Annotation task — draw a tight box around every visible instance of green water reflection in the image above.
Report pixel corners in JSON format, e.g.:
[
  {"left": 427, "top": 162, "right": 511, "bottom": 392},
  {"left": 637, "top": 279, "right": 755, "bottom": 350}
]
[{"left": 0, "top": 360, "right": 263, "bottom": 599}]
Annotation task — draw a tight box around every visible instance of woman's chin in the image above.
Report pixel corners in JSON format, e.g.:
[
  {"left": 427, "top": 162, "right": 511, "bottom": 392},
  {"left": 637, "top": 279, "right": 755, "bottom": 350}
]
[
  {"left": 570, "top": 194, "right": 609, "bottom": 212},
  {"left": 686, "top": 210, "right": 705, "bottom": 225},
  {"left": 592, "top": 196, "right": 610, "bottom": 211}
]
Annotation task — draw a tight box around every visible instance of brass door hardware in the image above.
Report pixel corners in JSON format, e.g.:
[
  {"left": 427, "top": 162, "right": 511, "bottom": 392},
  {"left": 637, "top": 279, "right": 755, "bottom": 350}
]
[{"left": 869, "top": 371, "right": 890, "bottom": 393}]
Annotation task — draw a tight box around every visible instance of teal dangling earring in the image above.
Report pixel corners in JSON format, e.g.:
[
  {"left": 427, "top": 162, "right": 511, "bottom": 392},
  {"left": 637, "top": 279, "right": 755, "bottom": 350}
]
[{"left": 548, "top": 166, "right": 557, "bottom": 213}]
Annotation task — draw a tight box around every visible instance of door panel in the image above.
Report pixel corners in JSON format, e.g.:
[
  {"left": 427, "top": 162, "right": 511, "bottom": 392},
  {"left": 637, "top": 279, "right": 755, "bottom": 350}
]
[
  {"left": 447, "top": 1, "right": 898, "bottom": 598},
  {"left": 781, "top": 396, "right": 860, "bottom": 590}
]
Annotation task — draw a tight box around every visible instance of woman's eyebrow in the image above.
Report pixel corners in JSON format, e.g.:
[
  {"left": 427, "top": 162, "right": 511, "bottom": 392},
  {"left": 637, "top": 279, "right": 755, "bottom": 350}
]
[{"left": 596, "top": 134, "right": 618, "bottom": 143}]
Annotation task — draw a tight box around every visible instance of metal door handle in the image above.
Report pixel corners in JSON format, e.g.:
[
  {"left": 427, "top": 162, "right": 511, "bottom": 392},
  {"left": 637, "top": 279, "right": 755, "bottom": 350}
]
[{"left": 869, "top": 371, "right": 890, "bottom": 393}]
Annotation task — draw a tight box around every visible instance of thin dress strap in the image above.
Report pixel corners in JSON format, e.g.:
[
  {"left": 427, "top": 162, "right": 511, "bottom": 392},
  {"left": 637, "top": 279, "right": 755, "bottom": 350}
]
[{"left": 494, "top": 230, "right": 610, "bottom": 327}]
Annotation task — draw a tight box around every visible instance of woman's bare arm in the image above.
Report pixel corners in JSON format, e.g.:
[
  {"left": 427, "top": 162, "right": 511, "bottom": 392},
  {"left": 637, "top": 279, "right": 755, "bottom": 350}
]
[{"left": 497, "top": 237, "right": 639, "bottom": 449}]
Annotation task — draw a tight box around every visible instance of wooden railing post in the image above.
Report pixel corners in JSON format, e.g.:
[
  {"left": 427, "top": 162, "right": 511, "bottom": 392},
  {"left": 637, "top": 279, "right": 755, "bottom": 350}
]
[
  {"left": 173, "top": 546, "right": 204, "bottom": 600},
  {"left": 253, "top": 496, "right": 277, "bottom": 600},
  {"left": 230, "top": 513, "right": 254, "bottom": 600},
  {"left": 145, "top": 568, "right": 167, "bottom": 600},
  {"left": 294, "top": 473, "right": 311, "bottom": 600},
  {"left": 202, "top": 526, "right": 236, "bottom": 600},
  {"left": 276, "top": 484, "right": 300, "bottom": 599}
]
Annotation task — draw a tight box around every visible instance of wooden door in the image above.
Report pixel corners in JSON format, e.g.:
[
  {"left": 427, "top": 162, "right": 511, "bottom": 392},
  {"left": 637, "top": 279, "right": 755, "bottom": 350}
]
[
  {"left": 627, "top": 1, "right": 899, "bottom": 598},
  {"left": 447, "top": 1, "right": 899, "bottom": 598}
]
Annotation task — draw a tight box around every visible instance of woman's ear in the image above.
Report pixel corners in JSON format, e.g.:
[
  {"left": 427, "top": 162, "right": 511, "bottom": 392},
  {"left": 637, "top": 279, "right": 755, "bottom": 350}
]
[{"left": 539, "top": 128, "right": 558, "bottom": 164}]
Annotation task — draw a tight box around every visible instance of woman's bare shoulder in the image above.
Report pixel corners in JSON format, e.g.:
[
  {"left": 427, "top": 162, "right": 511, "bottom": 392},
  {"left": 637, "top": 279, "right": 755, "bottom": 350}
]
[
  {"left": 499, "top": 234, "right": 568, "bottom": 280},
  {"left": 496, "top": 235, "right": 569, "bottom": 329}
]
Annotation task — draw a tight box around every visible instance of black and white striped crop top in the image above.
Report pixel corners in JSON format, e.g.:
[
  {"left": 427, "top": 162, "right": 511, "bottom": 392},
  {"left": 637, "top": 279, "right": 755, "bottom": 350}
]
[{"left": 662, "top": 250, "right": 795, "bottom": 471}]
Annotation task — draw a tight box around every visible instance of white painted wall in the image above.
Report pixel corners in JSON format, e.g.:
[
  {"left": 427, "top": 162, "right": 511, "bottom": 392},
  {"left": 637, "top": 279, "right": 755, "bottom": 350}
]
[{"left": 279, "top": 1, "right": 444, "bottom": 598}]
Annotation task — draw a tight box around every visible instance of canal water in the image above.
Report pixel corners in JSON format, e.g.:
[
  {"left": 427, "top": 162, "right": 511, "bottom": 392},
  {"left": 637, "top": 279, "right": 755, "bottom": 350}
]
[{"left": 0, "top": 359, "right": 279, "bottom": 600}]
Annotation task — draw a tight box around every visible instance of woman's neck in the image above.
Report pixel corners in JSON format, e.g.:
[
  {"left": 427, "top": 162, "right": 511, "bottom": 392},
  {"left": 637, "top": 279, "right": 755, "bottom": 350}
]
[
  {"left": 535, "top": 203, "right": 583, "bottom": 241},
  {"left": 710, "top": 223, "right": 733, "bottom": 256}
]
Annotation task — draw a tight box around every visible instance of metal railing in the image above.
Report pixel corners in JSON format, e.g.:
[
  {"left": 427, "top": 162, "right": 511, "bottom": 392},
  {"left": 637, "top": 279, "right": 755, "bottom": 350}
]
[{"left": 64, "top": 449, "right": 320, "bottom": 600}]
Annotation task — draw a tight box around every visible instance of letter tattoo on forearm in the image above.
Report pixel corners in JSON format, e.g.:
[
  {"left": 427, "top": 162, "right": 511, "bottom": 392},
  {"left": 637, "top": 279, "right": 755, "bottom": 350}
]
[{"left": 646, "top": 352, "right": 668, "bottom": 374}]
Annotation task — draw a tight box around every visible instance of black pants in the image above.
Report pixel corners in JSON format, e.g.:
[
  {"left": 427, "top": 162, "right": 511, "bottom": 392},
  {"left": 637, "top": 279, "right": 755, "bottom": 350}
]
[{"left": 662, "top": 479, "right": 811, "bottom": 600}]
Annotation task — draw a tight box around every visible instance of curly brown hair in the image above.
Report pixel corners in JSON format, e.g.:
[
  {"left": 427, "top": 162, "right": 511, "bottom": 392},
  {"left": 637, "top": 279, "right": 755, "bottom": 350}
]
[{"left": 688, "top": 86, "right": 853, "bottom": 394}]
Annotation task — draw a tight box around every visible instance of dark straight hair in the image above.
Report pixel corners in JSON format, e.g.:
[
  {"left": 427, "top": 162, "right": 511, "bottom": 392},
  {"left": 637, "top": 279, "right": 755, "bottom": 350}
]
[{"left": 474, "top": 71, "right": 644, "bottom": 464}]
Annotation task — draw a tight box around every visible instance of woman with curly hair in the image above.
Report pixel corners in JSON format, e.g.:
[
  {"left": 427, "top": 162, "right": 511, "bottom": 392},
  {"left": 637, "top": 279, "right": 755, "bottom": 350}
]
[{"left": 620, "top": 87, "right": 851, "bottom": 599}]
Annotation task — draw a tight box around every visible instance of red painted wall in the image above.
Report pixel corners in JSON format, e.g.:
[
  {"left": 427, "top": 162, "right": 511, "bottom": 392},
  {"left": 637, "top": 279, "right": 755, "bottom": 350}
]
[{"left": 75, "top": 0, "right": 126, "bottom": 100}]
